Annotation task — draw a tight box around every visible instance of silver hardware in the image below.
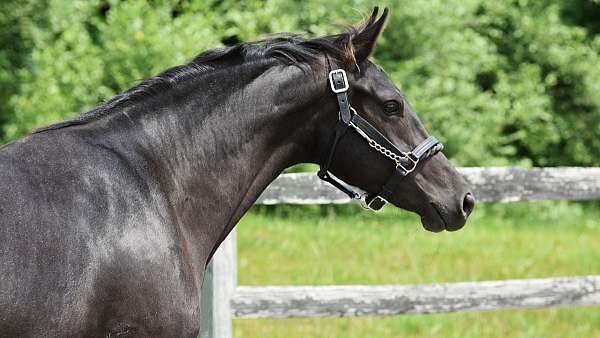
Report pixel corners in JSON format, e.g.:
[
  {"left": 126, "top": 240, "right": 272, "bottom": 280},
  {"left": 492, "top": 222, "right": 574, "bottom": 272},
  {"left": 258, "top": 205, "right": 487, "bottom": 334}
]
[
  {"left": 348, "top": 109, "right": 419, "bottom": 174},
  {"left": 366, "top": 195, "right": 387, "bottom": 212},
  {"left": 328, "top": 69, "right": 349, "bottom": 93},
  {"left": 397, "top": 154, "right": 418, "bottom": 175},
  {"left": 358, "top": 194, "right": 373, "bottom": 210},
  {"left": 358, "top": 193, "right": 383, "bottom": 212},
  {"left": 319, "top": 65, "right": 443, "bottom": 208}
]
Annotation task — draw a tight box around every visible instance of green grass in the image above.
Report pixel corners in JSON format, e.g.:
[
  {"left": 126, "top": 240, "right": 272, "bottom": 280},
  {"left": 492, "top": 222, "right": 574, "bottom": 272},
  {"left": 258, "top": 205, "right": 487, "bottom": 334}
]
[{"left": 233, "top": 202, "right": 600, "bottom": 338}]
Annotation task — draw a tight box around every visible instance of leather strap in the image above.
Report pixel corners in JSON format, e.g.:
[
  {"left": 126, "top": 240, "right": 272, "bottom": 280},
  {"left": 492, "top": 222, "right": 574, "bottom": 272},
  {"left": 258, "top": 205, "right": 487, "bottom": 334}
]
[
  {"left": 317, "top": 69, "right": 361, "bottom": 200},
  {"left": 365, "top": 137, "right": 441, "bottom": 211},
  {"left": 318, "top": 65, "right": 443, "bottom": 211},
  {"left": 413, "top": 136, "right": 440, "bottom": 158},
  {"left": 350, "top": 113, "right": 404, "bottom": 157},
  {"left": 330, "top": 71, "right": 352, "bottom": 124},
  {"left": 317, "top": 120, "right": 361, "bottom": 199}
]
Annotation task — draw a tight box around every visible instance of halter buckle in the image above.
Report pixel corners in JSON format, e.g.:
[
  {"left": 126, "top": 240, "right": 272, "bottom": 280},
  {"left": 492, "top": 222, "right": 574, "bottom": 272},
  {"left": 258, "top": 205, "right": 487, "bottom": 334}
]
[
  {"left": 396, "top": 154, "right": 418, "bottom": 176},
  {"left": 364, "top": 195, "right": 387, "bottom": 211},
  {"left": 329, "top": 69, "right": 349, "bottom": 93}
]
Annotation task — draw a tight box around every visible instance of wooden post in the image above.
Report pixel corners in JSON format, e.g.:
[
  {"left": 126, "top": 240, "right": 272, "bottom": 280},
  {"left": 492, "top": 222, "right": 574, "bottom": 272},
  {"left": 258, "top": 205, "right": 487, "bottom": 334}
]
[{"left": 199, "top": 228, "right": 237, "bottom": 338}]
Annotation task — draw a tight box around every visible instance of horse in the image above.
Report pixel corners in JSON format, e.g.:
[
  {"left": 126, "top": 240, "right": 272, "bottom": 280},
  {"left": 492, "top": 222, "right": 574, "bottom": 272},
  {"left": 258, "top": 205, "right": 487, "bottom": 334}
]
[{"left": 0, "top": 7, "right": 474, "bottom": 337}]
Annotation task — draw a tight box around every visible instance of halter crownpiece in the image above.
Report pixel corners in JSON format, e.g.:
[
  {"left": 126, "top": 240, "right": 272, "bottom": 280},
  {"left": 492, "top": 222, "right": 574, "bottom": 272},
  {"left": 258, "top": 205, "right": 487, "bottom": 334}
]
[{"left": 317, "top": 68, "right": 443, "bottom": 211}]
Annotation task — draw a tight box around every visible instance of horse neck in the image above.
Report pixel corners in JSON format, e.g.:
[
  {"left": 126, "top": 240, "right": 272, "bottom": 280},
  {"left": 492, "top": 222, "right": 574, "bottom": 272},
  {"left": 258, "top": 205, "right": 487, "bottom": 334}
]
[{"left": 97, "top": 61, "right": 330, "bottom": 270}]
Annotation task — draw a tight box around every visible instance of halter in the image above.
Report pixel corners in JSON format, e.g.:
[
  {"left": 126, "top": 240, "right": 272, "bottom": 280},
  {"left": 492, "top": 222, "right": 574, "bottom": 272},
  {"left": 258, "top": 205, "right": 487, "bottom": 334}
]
[{"left": 317, "top": 67, "right": 443, "bottom": 211}]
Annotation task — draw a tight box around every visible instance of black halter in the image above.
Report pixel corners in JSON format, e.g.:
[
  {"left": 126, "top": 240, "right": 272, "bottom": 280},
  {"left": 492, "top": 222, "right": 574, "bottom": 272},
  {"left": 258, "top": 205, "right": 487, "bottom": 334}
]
[{"left": 317, "top": 67, "right": 443, "bottom": 211}]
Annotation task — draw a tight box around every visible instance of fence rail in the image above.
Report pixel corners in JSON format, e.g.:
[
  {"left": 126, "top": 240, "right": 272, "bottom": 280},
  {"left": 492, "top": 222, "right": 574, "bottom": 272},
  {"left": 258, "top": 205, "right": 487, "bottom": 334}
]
[
  {"left": 200, "top": 167, "right": 600, "bottom": 338},
  {"left": 257, "top": 167, "right": 600, "bottom": 204},
  {"left": 232, "top": 276, "right": 600, "bottom": 319}
]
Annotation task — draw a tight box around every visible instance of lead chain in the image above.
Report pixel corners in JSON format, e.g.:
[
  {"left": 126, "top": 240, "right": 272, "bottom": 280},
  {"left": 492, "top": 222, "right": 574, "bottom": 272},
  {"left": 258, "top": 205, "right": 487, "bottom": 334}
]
[{"left": 349, "top": 122, "right": 411, "bottom": 168}]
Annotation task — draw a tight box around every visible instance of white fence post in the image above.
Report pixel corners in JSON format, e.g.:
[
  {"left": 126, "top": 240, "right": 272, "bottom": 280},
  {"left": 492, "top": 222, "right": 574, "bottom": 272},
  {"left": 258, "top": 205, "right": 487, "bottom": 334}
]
[{"left": 199, "top": 228, "right": 237, "bottom": 338}]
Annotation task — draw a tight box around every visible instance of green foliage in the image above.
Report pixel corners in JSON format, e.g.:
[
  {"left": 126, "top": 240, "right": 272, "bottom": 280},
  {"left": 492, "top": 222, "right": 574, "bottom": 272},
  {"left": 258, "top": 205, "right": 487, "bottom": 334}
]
[
  {"left": 375, "top": 0, "right": 600, "bottom": 166},
  {"left": 0, "top": 0, "right": 48, "bottom": 141},
  {"left": 1, "top": 0, "right": 599, "bottom": 166}
]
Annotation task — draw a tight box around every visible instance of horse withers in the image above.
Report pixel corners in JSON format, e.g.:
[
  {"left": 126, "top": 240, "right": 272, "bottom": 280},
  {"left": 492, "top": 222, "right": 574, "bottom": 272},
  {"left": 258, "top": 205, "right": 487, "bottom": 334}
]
[{"left": 0, "top": 7, "right": 473, "bottom": 337}]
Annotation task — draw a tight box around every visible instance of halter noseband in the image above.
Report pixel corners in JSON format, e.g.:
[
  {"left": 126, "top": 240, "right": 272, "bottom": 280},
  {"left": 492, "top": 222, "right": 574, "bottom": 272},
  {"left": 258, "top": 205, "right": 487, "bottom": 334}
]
[{"left": 317, "top": 68, "right": 443, "bottom": 211}]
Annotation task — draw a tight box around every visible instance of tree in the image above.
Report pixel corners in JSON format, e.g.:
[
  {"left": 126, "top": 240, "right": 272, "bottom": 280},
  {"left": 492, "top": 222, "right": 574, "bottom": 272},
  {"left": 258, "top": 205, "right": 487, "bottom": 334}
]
[{"left": 1, "top": 0, "right": 599, "bottom": 166}]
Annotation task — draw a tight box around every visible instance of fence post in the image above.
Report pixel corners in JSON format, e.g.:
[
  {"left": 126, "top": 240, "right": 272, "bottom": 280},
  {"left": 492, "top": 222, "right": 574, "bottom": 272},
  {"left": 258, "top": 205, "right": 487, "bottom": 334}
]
[{"left": 199, "top": 228, "right": 237, "bottom": 338}]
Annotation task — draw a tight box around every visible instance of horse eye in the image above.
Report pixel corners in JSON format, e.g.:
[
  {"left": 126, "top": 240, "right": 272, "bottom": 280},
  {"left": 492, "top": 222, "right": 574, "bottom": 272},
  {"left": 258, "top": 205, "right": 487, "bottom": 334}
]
[{"left": 383, "top": 100, "right": 403, "bottom": 116}]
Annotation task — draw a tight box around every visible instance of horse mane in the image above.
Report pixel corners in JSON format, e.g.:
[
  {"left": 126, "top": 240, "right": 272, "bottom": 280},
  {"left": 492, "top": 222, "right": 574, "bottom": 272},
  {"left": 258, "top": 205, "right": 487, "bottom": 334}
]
[{"left": 34, "top": 25, "right": 365, "bottom": 133}]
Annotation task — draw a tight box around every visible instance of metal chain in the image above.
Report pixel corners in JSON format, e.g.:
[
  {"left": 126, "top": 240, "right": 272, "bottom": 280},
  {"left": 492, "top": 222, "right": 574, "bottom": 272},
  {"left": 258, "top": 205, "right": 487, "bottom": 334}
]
[
  {"left": 349, "top": 122, "right": 410, "bottom": 167},
  {"left": 348, "top": 122, "right": 443, "bottom": 171}
]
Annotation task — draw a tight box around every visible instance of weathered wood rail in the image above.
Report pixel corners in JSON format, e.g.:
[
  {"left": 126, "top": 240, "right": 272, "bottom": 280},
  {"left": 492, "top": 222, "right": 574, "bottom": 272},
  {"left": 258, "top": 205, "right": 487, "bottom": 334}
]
[
  {"left": 200, "top": 167, "right": 600, "bottom": 338},
  {"left": 232, "top": 277, "right": 600, "bottom": 319},
  {"left": 257, "top": 167, "right": 600, "bottom": 204}
]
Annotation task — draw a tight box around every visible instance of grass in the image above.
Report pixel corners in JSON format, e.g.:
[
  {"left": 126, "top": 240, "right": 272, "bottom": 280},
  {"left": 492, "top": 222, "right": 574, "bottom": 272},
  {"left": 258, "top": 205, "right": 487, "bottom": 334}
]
[{"left": 233, "top": 201, "right": 600, "bottom": 338}]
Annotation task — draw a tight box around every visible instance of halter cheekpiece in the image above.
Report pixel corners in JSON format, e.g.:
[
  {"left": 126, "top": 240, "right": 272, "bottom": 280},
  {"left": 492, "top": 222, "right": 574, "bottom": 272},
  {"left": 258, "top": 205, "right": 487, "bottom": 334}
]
[{"left": 317, "top": 67, "right": 443, "bottom": 211}]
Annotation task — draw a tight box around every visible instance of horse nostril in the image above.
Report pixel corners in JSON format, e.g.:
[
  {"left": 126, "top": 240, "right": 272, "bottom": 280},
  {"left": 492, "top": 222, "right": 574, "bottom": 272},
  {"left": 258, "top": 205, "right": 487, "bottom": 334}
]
[{"left": 462, "top": 192, "right": 475, "bottom": 218}]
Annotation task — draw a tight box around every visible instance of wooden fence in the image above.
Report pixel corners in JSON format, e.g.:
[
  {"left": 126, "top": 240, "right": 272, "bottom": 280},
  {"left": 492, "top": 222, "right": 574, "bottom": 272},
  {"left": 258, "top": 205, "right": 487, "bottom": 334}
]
[{"left": 199, "top": 167, "right": 600, "bottom": 338}]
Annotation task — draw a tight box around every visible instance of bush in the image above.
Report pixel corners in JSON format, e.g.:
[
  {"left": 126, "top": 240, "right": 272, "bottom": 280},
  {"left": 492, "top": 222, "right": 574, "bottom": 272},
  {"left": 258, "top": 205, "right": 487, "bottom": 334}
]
[{"left": 1, "top": 0, "right": 599, "bottom": 167}]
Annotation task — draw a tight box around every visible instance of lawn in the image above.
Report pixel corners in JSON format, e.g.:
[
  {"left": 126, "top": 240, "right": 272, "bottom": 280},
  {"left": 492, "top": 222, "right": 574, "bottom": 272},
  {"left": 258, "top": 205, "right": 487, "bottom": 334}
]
[{"left": 233, "top": 201, "right": 600, "bottom": 338}]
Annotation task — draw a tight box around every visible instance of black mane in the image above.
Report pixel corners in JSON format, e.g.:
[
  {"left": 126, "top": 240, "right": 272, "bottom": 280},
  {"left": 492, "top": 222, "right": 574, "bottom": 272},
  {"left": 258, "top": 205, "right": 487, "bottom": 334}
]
[{"left": 34, "top": 31, "right": 359, "bottom": 133}]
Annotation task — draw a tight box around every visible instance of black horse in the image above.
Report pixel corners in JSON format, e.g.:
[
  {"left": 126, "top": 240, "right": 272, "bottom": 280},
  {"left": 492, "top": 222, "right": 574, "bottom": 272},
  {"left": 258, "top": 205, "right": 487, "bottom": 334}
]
[{"left": 0, "top": 8, "right": 474, "bottom": 337}]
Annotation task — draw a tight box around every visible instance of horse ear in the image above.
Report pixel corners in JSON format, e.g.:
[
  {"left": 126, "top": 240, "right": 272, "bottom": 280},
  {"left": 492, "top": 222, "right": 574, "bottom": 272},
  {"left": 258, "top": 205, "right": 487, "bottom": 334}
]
[{"left": 352, "top": 7, "right": 389, "bottom": 62}]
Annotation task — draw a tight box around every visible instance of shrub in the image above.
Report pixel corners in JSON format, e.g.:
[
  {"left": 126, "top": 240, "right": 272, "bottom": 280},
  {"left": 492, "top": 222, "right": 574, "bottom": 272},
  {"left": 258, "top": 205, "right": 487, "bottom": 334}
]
[{"left": 1, "top": 0, "right": 599, "bottom": 166}]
